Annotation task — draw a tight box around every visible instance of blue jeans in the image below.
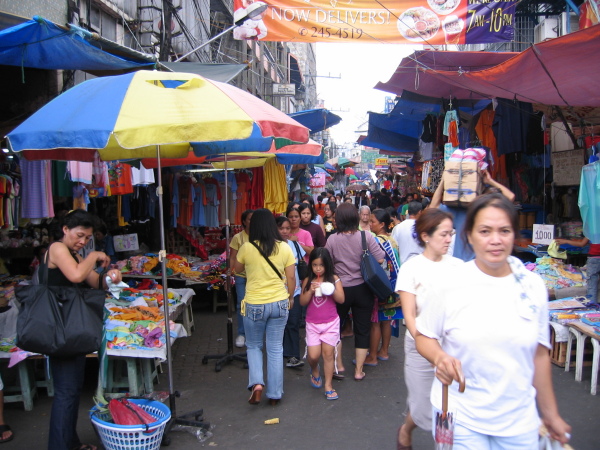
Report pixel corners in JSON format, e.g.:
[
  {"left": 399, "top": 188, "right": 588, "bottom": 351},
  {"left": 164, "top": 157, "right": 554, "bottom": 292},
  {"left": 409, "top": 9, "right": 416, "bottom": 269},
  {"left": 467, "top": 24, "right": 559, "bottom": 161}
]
[
  {"left": 283, "top": 295, "right": 301, "bottom": 359},
  {"left": 48, "top": 354, "right": 87, "bottom": 450},
  {"left": 587, "top": 257, "right": 600, "bottom": 302},
  {"left": 243, "top": 299, "right": 289, "bottom": 400},
  {"left": 235, "top": 276, "right": 246, "bottom": 336}
]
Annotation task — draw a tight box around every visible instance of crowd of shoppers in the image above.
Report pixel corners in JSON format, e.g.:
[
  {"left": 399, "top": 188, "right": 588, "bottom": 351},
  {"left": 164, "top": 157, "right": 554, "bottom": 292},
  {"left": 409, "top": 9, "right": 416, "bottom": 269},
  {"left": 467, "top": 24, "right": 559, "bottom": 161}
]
[
  {"left": 2, "top": 172, "right": 571, "bottom": 449},
  {"left": 229, "top": 178, "right": 569, "bottom": 449}
]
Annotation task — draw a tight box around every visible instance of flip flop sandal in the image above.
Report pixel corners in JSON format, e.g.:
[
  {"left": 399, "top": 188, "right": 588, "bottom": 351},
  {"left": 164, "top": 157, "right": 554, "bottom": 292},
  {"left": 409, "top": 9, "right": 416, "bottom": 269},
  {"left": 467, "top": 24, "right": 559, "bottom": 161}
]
[
  {"left": 354, "top": 372, "right": 366, "bottom": 381},
  {"left": 0, "top": 425, "right": 13, "bottom": 444},
  {"left": 325, "top": 390, "right": 339, "bottom": 400},
  {"left": 352, "top": 359, "right": 377, "bottom": 367},
  {"left": 310, "top": 373, "right": 323, "bottom": 388},
  {"left": 377, "top": 355, "right": 390, "bottom": 361},
  {"left": 332, "top": 372, "right": 345, "bottom": 380}
]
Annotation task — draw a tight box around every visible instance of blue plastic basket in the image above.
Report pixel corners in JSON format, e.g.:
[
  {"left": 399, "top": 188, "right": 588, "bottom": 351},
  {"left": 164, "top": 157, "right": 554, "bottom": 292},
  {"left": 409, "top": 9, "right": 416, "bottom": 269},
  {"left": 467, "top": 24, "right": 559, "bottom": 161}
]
[{"left": 90, "top": 399, "right": 171, "bottom": 450}]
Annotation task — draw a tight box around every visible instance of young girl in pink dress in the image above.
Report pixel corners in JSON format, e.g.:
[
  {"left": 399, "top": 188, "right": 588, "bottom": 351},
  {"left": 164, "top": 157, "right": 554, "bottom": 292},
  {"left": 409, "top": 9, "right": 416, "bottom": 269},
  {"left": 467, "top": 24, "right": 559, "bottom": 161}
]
[{"left": 299, "top": 248, "right": 345, "bottom": 400}]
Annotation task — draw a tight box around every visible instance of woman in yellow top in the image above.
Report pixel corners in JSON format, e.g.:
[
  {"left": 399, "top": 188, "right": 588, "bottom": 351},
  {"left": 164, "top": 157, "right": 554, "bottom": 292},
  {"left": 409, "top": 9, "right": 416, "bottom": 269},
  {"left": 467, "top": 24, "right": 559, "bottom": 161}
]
[
  {"left": 234, "top": 209, "right": 296, "bottom": 406},
  {"left": 229, "top": 209, "right": 254, "bottom": 348}
]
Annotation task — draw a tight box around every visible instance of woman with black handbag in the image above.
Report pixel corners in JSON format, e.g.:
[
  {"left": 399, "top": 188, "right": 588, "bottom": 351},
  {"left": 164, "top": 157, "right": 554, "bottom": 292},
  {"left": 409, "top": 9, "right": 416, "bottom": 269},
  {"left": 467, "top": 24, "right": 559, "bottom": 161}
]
[
  {"left": 45, "top": 210, "right": 122, "bottom": 450},
  {"left": 325, "top": 203, "right": 385, "bottom": 382}
]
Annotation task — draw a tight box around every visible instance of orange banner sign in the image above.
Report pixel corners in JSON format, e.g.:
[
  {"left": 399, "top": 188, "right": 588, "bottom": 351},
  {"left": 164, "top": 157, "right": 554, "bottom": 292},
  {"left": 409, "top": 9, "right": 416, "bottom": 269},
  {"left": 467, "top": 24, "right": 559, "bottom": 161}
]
[{"left": 233, "top": 0, "right": 517, "bottom": 44}]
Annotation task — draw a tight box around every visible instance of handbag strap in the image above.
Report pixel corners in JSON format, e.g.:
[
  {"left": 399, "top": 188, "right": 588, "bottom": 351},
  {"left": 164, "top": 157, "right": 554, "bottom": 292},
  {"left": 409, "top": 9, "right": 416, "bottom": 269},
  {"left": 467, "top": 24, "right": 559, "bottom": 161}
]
[
  {"left": 291, "top": 240, "right": 303, "bottom": 262},
  {"left": 361, "top": 230, "right": 368, "bottom": 255},
  {"left": 250, "top": 241, "right": 282, "bottom": 278}
]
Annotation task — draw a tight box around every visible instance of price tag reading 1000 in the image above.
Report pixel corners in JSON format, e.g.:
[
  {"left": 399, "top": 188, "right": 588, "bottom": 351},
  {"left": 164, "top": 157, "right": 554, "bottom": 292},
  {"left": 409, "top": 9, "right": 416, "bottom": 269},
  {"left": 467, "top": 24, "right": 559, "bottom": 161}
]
[{"left": 532, "top": 224, "right": 554, "bottom": 245}]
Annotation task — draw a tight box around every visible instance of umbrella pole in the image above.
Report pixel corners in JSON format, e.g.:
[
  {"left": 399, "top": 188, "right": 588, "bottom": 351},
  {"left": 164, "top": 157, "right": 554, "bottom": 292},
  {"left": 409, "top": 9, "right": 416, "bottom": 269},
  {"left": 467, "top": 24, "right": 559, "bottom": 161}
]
[
  {"left": 156, "top": 146, "right": 209, "bottom": 445},
  {"left": 201, "top": 153, "right": 248, "bottom": 371},
  {"left": 156, "top": 145, "right": 176, "bottom": 413}
]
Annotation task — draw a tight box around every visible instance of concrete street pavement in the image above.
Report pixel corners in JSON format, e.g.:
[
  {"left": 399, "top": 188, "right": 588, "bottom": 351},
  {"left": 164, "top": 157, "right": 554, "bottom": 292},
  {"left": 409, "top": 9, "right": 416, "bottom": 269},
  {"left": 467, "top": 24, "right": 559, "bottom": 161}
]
[{"left": 2, "top": 301, "right": 599, "bottom": 449}]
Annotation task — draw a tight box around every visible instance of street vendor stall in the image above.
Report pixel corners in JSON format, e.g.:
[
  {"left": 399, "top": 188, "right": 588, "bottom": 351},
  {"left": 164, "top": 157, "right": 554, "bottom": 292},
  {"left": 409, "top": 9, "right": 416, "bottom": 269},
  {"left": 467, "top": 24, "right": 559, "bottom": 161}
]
[{"left": 0, "top": 278, "right": 196, "bottom": 410}]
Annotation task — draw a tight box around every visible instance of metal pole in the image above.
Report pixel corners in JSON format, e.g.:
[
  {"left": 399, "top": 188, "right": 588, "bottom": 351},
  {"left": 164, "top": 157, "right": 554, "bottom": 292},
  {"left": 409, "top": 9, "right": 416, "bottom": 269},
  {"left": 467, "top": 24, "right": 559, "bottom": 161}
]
[
  {"left": 173, "top": 24, "right": 236, "bottom": 62},
  {"left": 156, "top": 145, "right": 176, "bottom": 416},
  {"left": 224, "top": 154, "right": 234, "bottom": 354}
]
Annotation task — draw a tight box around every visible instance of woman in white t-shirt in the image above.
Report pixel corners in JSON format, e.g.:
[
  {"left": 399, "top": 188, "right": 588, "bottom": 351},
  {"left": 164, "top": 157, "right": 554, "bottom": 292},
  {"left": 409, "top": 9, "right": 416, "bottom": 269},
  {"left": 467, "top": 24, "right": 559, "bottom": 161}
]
[
  {"left": 415, "top": 194, "right": 571, "bottom": 449},
  {"left": 395, "top": 208, "right": 463, "bottom": 449}
]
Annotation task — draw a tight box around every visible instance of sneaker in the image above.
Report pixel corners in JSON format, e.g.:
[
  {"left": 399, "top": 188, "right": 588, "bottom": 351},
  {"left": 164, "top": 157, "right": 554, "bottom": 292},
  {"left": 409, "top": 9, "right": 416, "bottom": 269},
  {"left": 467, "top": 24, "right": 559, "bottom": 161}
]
[
  {"left": 286, "top": 357, "right": 305, "bottom": 368},
  {"left": 235, "top": 335, "right": 246, "bottom": 348}
]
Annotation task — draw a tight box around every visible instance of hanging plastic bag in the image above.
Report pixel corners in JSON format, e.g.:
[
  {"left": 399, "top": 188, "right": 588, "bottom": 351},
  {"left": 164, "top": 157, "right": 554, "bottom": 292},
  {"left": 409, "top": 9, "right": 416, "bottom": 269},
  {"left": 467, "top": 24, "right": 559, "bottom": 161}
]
[{"left": 538, "top": 425, "right": 573, "bottom": 450}]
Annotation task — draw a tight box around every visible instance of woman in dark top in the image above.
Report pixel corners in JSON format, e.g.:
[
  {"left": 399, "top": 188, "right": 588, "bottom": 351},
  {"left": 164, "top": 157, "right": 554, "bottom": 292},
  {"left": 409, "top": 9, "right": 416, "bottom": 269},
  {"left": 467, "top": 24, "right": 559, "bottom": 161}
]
[
  {"left": 298, "top": 203, "right": 327, "bottom": 247},
  {"left": 45, "top": 210, "right": 122, "bottom": 450},
  {"left": 323, "top": 201, "right": 337, "bottom": 238}
]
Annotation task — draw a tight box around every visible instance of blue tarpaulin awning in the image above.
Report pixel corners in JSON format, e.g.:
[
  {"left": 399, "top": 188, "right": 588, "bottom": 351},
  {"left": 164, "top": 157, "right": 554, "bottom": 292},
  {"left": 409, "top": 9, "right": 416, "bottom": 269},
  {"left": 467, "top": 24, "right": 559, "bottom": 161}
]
[
  {"left": 0, "top": 16, "right": 156, "bottom": 75},
  {"left": 288, "top": 108, "right": 342, "bottom": 133},
  {"left": 362, "top": 91, "right": 490, "bottom": 153}
]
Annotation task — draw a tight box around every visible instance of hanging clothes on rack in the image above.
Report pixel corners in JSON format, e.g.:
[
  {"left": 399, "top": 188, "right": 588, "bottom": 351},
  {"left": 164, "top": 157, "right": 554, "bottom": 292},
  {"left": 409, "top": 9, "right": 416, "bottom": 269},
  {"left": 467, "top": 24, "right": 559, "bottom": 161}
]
[
  {"left": 475, "top": 108, "right": 506, "bottom": 179},
  {"left": 263, "top": 158, "right": 287, "bottom": 214},
  {"left": 234, "top": 170, "right": 252, "bottom": 224},
  {"left": 107, "top": 161, "right": 134, "bottom": 196},
  {"left": 203, "top": 176, "right": 221, "bottom": 227},
  {"left": 67, "top": 161, "right": 93, "bottom": 184},
  {"left": 190, "top": 176, "right": 207, "bottom": 227},
  {"left": 214, "top": 171, "right": 237, "bottom": 225},
  {"left": 249, "top": 167, "right": 265, "bottom": 211},
  {"left": 580, "top": 162, "right": 600, "bottom": 243},
  {"left": 52, "top": 161, "right": 74, "bottom": 197},
  {"left": 20, "top": 159, "right": 54, "bottom": 222}
]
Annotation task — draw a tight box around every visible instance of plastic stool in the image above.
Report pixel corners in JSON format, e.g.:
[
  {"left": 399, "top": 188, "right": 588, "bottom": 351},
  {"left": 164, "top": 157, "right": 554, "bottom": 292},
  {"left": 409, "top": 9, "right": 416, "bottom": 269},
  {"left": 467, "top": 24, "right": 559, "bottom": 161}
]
[
  {"left": 565, "top": 325, "right": 588, "bottom": 381},
  {"left": 590, "top": 336, "right": 599, "bottom": 395}
]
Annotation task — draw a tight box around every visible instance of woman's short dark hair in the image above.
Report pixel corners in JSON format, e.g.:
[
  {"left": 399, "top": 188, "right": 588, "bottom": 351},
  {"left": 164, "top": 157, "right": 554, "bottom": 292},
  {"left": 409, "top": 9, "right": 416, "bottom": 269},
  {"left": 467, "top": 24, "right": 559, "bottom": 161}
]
[
  {"left": 241, "top": 209, "right": 254, "bottom": 228},
  {"left": 54, "top": 209, "right": 97, "bottom": 241},
  {"left": 286, "top": 203, "right": 300, "bottom": 216},
  {"left": 63, "top": 209, "right": 96, "bottom": 231},
  {"left": 335, "top": 203, "right": 359, "bottom": 233},
  {"left": 462, "top": 193, "right": 519, "bottom": 247},
  {"left": 386, "top": 207, "right": 398, "bottom": 219},
  {"left": 371, "top": 208, "right": 392, "bottom": 233},
  {"left": 304, "top": 247, "right": 336, "bottom": 290},
  {"left": 275, "top": 216, "right": 290, "bottom": 227},
  {"left": 415, "top": 208, "right": 454, "bottom": 246},
  {"left": 297, "top": 202, "right": 315, "bottom": 221},
  {"left": 248, "top": 209, "right": 282, "bottom": 256},
  {"left": 326, "top": 201, "right": 337, "bottom": 214}
]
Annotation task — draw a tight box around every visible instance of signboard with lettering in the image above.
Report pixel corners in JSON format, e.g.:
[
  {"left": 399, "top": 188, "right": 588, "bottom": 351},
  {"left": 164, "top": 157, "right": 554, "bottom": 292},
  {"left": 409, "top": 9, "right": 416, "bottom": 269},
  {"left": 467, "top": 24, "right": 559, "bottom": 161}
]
[
  {"left": 375, "top": 158, "right": 389, "bottom": 167},
  {"left": 233, "top": 0, "right": 517, "bottom": 44},
  {"left": 273, "top": 83, "right": 296, "bottom": 96},
  {"left": 532, "top": 224, "right": 554, "bottom": 245},
  {"left": 113, "top": 234, "right": 139, "bottom": 252},
  {"left": 551, "top": 148, "right": 585, "bottom": 186}
]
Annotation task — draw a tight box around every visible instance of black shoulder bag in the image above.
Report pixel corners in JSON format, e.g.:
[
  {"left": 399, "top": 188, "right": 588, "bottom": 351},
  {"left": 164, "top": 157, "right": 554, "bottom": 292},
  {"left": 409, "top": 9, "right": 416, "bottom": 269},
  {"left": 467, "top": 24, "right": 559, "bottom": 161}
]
[
  {"left": 291, "top": 241, "right": 309, "bottom": 280},
  {"left": 359, "top": 231, "right": 394, "bottom": 300},
  {"left": 16, "top": 246, "right": 106, "bottom": 357}
]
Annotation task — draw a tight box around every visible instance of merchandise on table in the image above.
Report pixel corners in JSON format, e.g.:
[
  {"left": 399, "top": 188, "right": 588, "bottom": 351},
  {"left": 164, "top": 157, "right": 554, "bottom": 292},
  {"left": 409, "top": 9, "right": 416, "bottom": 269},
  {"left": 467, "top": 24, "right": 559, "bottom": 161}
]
[
  {"left": 117, "top": 254, "right": 202, "bottom": 278},
  {"left": 524, "top": 256, "right": 586, "bottom": 290}
]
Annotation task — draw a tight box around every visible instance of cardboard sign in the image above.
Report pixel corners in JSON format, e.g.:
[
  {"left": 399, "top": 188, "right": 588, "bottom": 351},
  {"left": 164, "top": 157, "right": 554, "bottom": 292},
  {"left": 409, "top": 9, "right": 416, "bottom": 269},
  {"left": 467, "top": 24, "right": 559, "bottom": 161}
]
[
  {"left": 113, "top": 234, "right": 139, "bottom": 252},
  {"left": 532, "top": 224, "right": 554, "bottom": 245}
]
